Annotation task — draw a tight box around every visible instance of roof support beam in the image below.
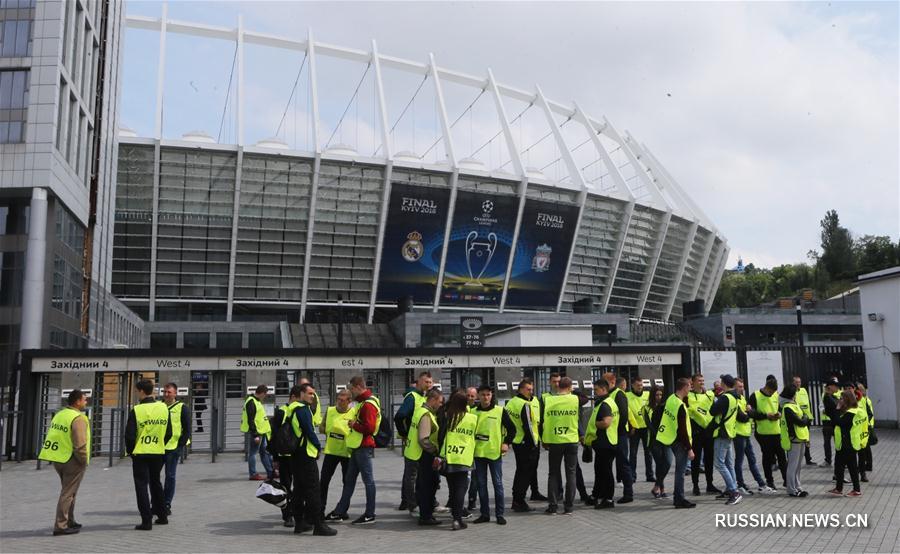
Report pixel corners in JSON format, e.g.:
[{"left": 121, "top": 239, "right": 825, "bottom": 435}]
[{"left": 664, "top": 219, "right": 698, "bottom": 321}]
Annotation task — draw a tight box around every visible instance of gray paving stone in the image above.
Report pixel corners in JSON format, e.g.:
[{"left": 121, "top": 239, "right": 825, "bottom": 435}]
[{"left": 1, "top": 428, "right": 898, "bottom": 553}]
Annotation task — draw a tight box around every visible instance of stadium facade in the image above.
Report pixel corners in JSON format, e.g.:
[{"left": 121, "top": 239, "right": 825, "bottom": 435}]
[{"left": 113, "top": 12, "right": 728, "bottom": 328}]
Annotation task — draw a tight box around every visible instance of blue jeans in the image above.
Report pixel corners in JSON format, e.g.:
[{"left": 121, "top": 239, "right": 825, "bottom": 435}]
[
  {"left": 671, "top": 443, "right": 689, "bottom": 503},
  {"left": 614, "top": 436, "right": 634, "bottom": 498},
  {"left": 163, "top": 447, "right": 181, "bottom": 507},
  {"left": 248, "top": 435, "right": 273, "bottom": 478},
  {"left": 734, "top": 435, "right": 765, "bottom": 488},
  {"left": 713, "top": 437, "right": 737, "bottom": 493},
  {"left": 334, "top": 447, "right": 376, "bottom": 518},
  {"left": 474, "top": 457, "right": 504, "bottom": 518}
]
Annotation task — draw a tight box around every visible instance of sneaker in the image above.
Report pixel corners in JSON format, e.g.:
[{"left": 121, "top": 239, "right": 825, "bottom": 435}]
[
  {"left": 418, "top": 518, "right": 441, "bottom": 526},
  {"left": 582, "top": 495, "right": 596, "bottom": 505},
  {"left": 511, "top": 502, "right": 533, "bottom": 513},
  {"left": 53, "top": 527, "right": 80, "bottom": 536},
  {"left": 818, "top": 461, "right": 832, "bottom": 468},
  {"left": 651, "top": 490, "right": 661, "bottom": 499},
  {"left": 788, "top": 492, "right": 802, "bottom": 497},
  {"left": 462, "top": 511, "right": 472, "bottom": 520},
  {"left": 805, "top": 460, "right": 817, "bottom": 466},
  {"left": 249, "top": 474, "right": 266, "bottom": 481},
  {"left": 562, "top": 508, "right": 574, "bottom": 515},
  {"left": 738, "top": 486, "right": 753, "bottom": 496},
  {"left": 496, "top": 516, "right": 507, "bottom": 525},
  {"left": 467, "top": 500, "right": 477, "bottom": 511},
  {"left": 595, "top": 500, "right": 615, "bottom": 509},
  {"left": 706, "top": 485, "right": 723, "bottom": 495},
  {"left": 451, "top": 520, "right": 468, "bottom": 531},
  {"left": 758, "top": 485, "right": 776, "bottom": 494},
  {"left": 860, "top": 474, "right": 869, "bottom": 483},
  {"left": 827, "top": 488, "right": 844, "bottom": 496},
  {"left": 293, "top": 522, "right": 313, "bottom": 534},
  {"left": 715, "top": 493, "right": 729, "bottom": 500},
  {"left": 545, "top": 506, "right": 558, "bottom": 515},
  {"left": 351, "top": 515, "right": 376, "bottom": 525},
  {"left": 530, "top": 492, "right": 548, "bottom": 501},
  {"left": 798, "top": 490, "right": 809, "bottom": 497},
  {"left": 725, "top": 493, "right": 742, "bottom": 506},
  {"left": 658, "top": 492, "right": 669, "bottom": 499},
  {"left": 313, "top": 524, "right": 338, "bottom": 536},
  {"left": 692, "top": 484, "right": 701, "bottom": 496},
  {"left": 674, "top": 499, "right": 696, "bottom": 509},
  {"left": 434, "top": 505, "right": 450, "bottom": 513},
  {"left": 397, "top": 502, "right": 409, "bottom": 511},
  {"left": 846, "top": 490, "right": 862, "bottom": 497},
  {"left": 325, "top": 512, "right": 348, "bottom": 523},
  {"left": 617, "top": 496, "right": 633, "bottom": 504},
  {"left": 473, "top": 515, "right": 490, "bottom": 524}
]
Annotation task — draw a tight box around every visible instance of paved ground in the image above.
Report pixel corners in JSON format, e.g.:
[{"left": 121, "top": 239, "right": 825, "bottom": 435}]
[{"left": 1, "top": 428, "right": 898, "bottom": 553}]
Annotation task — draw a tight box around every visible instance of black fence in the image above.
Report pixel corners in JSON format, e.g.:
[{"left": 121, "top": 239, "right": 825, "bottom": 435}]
[{"left": 689, "top": 345, "right": 866, "bottom": 425}]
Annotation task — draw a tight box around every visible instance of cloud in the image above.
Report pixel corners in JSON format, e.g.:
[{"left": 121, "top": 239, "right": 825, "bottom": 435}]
[{"left": 122, "top": 1, "right": 899, "bottom": 268}]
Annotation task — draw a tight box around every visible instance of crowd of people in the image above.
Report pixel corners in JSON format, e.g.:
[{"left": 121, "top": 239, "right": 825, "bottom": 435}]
[{"left": 39, "top": 370, "right": 877, "bottom": 536}]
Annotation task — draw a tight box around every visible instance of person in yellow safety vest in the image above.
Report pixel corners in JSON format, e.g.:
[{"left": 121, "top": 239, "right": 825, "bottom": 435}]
[
  {"left": 464, "top": 386, "right": 480, "bottom": 513},
  {"left": 318, "top": 388, "right": 354, "bottom": 517},
  {"left": 540, "top": 376, "right": 581, "bottom": 515},
  {"left": 506, "top": 378, "right": 541, "bottom": 513},
  {"left": 656, "top": 377, "right": 696, "bottom": 509},
  {"left": 732, "top": 378, "right": 772, "bottom": 496},
  {"left": 435, "top": 390, "right": 478, "bottom": 531},
  {"left": 540, "top": 372, "right": 589, "bottom": 504},
  {"left": 327, "top": 376, "right": 382, "bottom": 526},
  {"left": 791, "top": 376, "right": 816, "bottom": 465},
  {"left": 828, "top": 389, "right": 866, "bottom": 497},
  {"left": 585, "top": 379, "right": 618, "bottom": 509},
  {"left": 604, "top": 373, "right": 634, "bottom": 502},
  {"left": 748, "top": 376, "right": 788, "bottom": 490},
  {"left": 410, "top": 387, "right": 445, "bottom": 526},
  {"left": 778, "top": 383, "right": 811, "bottom": 497},
  {"left": 855, "top": 382, "right": 874, "bottom": 482},
  {"left": 39, "top": 389, "right": 90, "bottom": 536},
  {"left": 687, "top": 373, "right": 721, "bottom": 497},
  {"left": 241, "top": 384, "right": 273, "bottom": 481},
  {"left": 125, "top": 379, "right": 172, "bottom": 531},
  {"left": 285, "top": 383, "right": 337, "bottom": 536},
  {"left": 394, "top": 370, "right": 434, "bottom": 512},
  {"left": 161, "top": 383, "right": 191, "bottom": 516},
  {"left": 819, "top": 377, "right": 841, "bottom": 468},
  {"left": 471, "top": 384, "right": 515, "bottom": 525},
  {"left": 626, "top": 376, "right": 654, "bottom": 483},
  {"left": 708, "top": 374, "right": 743, "bottom": 505}
]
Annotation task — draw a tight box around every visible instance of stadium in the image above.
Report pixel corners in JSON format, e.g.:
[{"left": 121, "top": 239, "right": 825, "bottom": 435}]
[{"left": 113, "top": 12, "right": 728, "bottom": 327}]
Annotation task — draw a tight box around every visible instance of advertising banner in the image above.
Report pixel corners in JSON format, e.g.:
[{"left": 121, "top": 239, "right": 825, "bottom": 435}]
[
  {"left": 440, "top": 190, "right": 519, "bottom": 307},
  {"left": 505, "top": 199, "right": 580, "bottom": 308},
  {"left": 375, "top": 183, "right": 451, "bottom": 304}
]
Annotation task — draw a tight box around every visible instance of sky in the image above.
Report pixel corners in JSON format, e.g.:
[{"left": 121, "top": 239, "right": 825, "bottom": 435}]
[{"left": 120, "top": 1, "right": 900, "bottom": 269}]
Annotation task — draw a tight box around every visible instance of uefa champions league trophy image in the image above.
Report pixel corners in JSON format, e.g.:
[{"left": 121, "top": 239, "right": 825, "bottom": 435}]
[{"left": 464, "top": 230, "right": 498, "bottom": 287}]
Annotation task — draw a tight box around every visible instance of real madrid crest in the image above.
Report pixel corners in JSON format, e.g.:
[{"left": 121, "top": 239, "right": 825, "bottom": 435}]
[
  {"left": 532, "top": 243, "right": 552, "bottom": 272},
  {"left": 402, "top": 231, "right": 424, "bottom": 262}
]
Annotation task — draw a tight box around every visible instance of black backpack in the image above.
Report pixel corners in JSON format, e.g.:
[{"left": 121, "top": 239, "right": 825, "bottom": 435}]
[
  {"left": 271, "top": 411, "right": 300, "bottom": 456},
  {"left": 374, "top": 413, "right": 392, "bottom": 448}
]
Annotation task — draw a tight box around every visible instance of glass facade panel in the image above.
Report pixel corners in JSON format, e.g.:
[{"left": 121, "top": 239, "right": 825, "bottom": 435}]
[
  {"left": 113, "top": 145, "right": 154, "bottom": 298},
  {"left": 0, "top": 69, "right": 29, "bottom": 143}
]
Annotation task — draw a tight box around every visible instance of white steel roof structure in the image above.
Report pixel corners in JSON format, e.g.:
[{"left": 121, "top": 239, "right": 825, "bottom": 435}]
[{"left": 115, "top": 11, "right": 728, "bottom": 323}]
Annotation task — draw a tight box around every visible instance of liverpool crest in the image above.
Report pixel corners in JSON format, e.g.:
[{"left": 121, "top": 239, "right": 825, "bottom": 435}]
[{"left": 532, "top": 244, "right": 551, "bottom": 272}]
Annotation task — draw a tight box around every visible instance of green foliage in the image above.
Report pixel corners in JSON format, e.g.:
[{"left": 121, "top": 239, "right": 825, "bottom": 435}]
[{"left": 710, "top": 210, "right": 897, "bottom": 311}]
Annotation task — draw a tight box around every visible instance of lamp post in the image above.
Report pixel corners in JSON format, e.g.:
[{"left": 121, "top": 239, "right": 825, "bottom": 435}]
[{"left": 337, "top": 294, "right": 344, "bottom": 349}]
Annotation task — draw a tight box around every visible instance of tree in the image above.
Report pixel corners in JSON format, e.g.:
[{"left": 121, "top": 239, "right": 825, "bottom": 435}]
[
  {"left": 854, "top": 235, "right": 898, "bottom": 275},
  {"left": 819, "top": 210, "right": 856, "bottom": 280}
]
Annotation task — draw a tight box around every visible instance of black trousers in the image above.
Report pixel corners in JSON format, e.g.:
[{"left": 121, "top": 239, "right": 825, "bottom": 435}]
[
  {"left": 857, "top": 446, "right": 872, "bottom": 473},
  {"left": 755, "top": 433, "right": 787, "bottom": 488},
  {"left": 630, "top": 428, "right": 655, "bottom": 480},
  {"left": 691, "top": 427, "right": 715, "bottom": 488},
  {"left": 835, "top": 447, "right": 860, "bottom": 492},
  {"left": 592, "top": 446, "right": 616, "bottom": 502},
  {"left": 512, "top": 443, "right": 540, "bottom": 503},
  {"left": 132, "top": 454, "right": 165, "bottom": 522},
  {"left": 277, "top": 455, "right": 293, "bottom": 521},
  {"left": 447, "top": 471, "right": 469, "bottom": 522},
  {"left": 530, "top": 444, "right": 542, "bottom": 496},
  {"left": 320, "top": 454, "right": 348, "bottom": 511},
  {"left": 416, "top": 453, "right": 438, "bottom": 521},
  {"left": 291, "top": 452, "right": 323, "bottom": 526},
  {"left": 822, "top": 425, "right": 834, "bottom": 464}
]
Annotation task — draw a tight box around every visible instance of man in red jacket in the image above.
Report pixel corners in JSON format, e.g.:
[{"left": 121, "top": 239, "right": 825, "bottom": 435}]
[{"left": 326, "top": 376, "right": 381, "bottom": 525}]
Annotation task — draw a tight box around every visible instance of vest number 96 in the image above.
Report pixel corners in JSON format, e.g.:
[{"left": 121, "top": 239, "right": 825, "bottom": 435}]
[
  {"left": 553, "top": 426, "right": 569, "bottom": 436},
  {"left": 446, "top": 444, "right": 466, "bottom": 454},
  {"left": 140, "top": 435, "right": 160, "bottom": 444},
  {"left": 43, "top": 440, "right": 59, "bottom": 451}
]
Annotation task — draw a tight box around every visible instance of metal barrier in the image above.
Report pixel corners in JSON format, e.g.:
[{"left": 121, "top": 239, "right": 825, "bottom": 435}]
[
  {"left": 210, "top": 406, "right": 219, "bottom": 463},
  {"left": 108, "top": 407, "right": 125, "bottom": 467},
  {"left": 0, "top": 409, "right": 23, "bottom": 471}
]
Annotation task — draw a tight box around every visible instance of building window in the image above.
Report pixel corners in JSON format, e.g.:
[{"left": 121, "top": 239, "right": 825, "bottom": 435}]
[
  {"left": 183, "top": 332, "right": 210, "bottom": 349},
  {"left": 0, "top": 251, "right": 24, "bottom": 306},
  {"left": 0, "top": 69, "right": 29, "bottom": 143},
  {"left": 150, "top": 332, "right": 176, "bottom": 348},
  {"left": 0, "top": 197, "right": 29, "bottom": 235},
  {"left": 51, "top": 254, "right": 82, "bottom": 319},
  {"left": 55, "top": 203, "right": 85, "bottom": 253},
  {"left": 0, "top": 15, "right": 32, "bottom": 57},
  {"left": 55, "top": 78, "right": 67, "bottom": 152},
  {"left": 248, "top": 332, "right": 274, "bottom": 349},
  {"left": 216, "top": 332, "right": 242, "bottom": 349}
]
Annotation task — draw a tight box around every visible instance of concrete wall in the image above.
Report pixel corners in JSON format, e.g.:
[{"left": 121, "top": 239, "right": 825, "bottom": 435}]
[{"left": 859, "top": 270, "right": 900, "bottom": 427}]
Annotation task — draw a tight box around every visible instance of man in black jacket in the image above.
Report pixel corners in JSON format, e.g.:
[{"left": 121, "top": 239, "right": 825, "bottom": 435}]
[
  {"left": 125, "top": 380, "right": 173, "bottom": 530},
  {"left": 819, "top": 378, "right": 840, "bottom": 468}
]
